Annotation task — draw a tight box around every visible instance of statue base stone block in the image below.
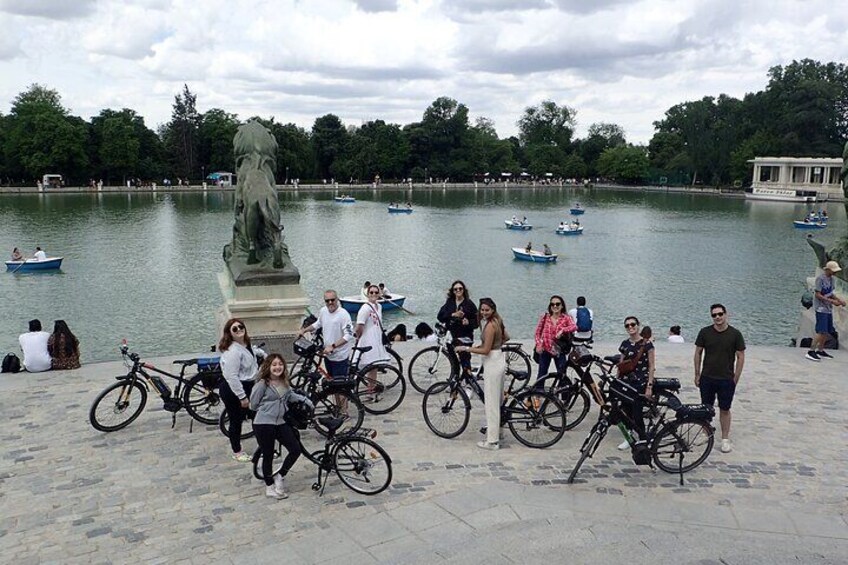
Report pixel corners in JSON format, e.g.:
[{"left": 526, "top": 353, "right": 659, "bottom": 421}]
[{"left": 217, "top": 271, "right": 309, "bottom": 360}]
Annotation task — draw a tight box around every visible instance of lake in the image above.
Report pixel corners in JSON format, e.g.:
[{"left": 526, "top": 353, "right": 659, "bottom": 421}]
[{"left": 0, "top": 187, "right": 841, "bottom": 363}]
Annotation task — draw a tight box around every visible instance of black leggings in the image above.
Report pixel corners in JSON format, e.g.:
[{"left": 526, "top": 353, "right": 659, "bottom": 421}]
[
  {"left": 254, "top": 423, "right": 301, "bottom": 486},
  {"left": 220, "top": 379, "right": 254, "bottom": 453}
]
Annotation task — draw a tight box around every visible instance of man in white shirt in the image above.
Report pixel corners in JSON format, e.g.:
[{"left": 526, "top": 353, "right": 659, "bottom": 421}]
[
  {"left": 668, "top": 325, "right": 685, "bottom": 343},
  {"left": 33, "top": 247, "right": 47, "bottom": 261},
  {"left": 568, "top": 296, "right": 594, "bottom": 342},
  {"left": 19, "top": 319, "right": 52, "bottom": 372},
  {"left": 299, "top": 290, "right": 354, "bottom": 378}
]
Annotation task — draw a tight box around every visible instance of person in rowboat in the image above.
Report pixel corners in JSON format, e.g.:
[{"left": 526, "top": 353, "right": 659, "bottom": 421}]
[
  {"left": 33, "top": 247, "right": 47, "bottom": 261},
  {"left": 525, "top": 242, "right": 532, "bottom": 253},
  {"left": 11, "top": 248, "right": 23, "bottom": 261},
  {"left": 543, "top": 244, "right": 552, "bottom": 256}
]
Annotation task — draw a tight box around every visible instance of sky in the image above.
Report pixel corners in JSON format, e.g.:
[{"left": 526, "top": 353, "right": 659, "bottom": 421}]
[{"left": 0, "top": 0, "right": 846, "bottom": 143}]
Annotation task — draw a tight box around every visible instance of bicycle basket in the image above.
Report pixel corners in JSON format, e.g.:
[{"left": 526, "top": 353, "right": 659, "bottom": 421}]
[
  {"left": 293, "top": 337, "right": 317, "bottom": 358},
  {"left": 675, "top": 403, "right": 715, "bottom": 421},
  {"left": 284, "top": 398, "right": 314, "bottom": 429}
]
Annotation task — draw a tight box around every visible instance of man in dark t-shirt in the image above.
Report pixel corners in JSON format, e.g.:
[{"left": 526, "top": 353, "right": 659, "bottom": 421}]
[{"left": 694, "top": 303, "right": 746, "bottom": 454}]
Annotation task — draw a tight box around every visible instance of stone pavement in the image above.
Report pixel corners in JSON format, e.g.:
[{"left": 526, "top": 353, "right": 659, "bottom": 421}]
[{"left": 1, "top": 340, "right": 846, "bottom": 563}]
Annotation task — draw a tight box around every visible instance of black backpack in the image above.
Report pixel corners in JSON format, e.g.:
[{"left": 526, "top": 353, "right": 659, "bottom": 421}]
[{"left": 2, "top": 353, "right": 22, "bottom": 373}]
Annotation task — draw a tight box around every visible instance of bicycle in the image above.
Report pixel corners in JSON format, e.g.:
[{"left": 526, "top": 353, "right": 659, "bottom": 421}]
[
  {"left": 89, "top": 340, "right": 224, "bottom": 432},
  {"left": 566, "top": 365, "right": 715, "bottom": 485},
  {"left": 421, "top": 339, "right": 568, "bottom": 448},
  {"left": 252, "top": 415, "right": 392, "bottom": 495},
  {"left": 290, "top": 327, "right": 405, "bottom": 377},
  {"left": 407, "top": 322, "right": 532, "bottom": 394}
]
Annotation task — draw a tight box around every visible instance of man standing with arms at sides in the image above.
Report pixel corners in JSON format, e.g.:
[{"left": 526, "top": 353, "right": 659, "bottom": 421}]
[
  {"left": 299, "top": 290, "right": 354, "bottom": 379},
  {"left": 806, "top": 260, "right": 845, "bottom": 361},
  {"left": 694, "top": 304, "right": 745, "bottom": 454}
]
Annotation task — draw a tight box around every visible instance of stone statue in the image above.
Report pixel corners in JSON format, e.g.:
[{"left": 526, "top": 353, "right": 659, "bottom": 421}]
[{"left": 223, "top": 121, "right": 298, "bottom": 284}]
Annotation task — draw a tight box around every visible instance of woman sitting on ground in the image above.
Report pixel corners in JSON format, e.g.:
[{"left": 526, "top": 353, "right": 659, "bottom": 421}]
[
  {"left": 48, "top": 320, "right": 81, "bottom": 370},
  {"left": 386, "top": 323, "right": 408, "bottom": 342},
  {"left": 414, "top": 322, "right": 437, "bottom": 342}
]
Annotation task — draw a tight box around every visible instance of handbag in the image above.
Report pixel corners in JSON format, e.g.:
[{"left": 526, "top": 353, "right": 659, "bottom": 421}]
[
  {"left": 368, "top": 303, "right": 390, "bottom": 346},
  {"left": 617, "top": 341, "right": 646, "bottom": 377}
]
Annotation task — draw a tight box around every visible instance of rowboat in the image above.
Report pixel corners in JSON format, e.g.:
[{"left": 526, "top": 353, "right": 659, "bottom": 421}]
[
  {"left": 5, "top": 257, "right": 64, "bottom": 272},
  {"left": 569, "top": 207, "right": 585, "bottom": 215},
  {"left": 334, "top": 196, "right": 356, "bottom": 203},
  {"left": 793, "top": 220, "right": 827, "bottom": 229},
  {"left": 556, "top": 226, "right": 584, "bottom": 236},
  {"left": 512, "top": 248, "right": 557, "bottom": 263},
  {"left": 339, "top": 293, "right": 407, "bottom": 314},
  {"left": 388, "top": 206, "right": 413, "bottom": 213},
  {"left": 505, "top": 220, "right": 532, "bottom": 230}
]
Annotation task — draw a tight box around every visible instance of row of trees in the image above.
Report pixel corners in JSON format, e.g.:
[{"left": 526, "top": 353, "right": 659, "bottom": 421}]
[{"left": 0, "top": 59, "right": 845, "bottom": 187}]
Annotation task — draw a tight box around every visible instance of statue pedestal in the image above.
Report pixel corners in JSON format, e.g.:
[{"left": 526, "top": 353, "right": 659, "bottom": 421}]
[{"left": 217, "top": 271, "right": 309, "bottom": 359}]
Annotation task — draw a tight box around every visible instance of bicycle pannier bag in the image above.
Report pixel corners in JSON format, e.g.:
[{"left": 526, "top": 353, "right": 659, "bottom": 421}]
[
  {"left": 675, "top": 403, "right": 715, "bottom": 421},
  {"left": 285, "top": 397, "right": 314, "bottom": 429},
  {"left": 2, "top": 353, "right": 21, "bottom": 373},
  {"left": 631, "top": 441, "right": 652, "bottom": 465}
]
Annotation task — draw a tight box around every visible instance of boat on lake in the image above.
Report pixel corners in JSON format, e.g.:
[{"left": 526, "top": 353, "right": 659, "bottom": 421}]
[
  {"left": 505, "top": 219, "right": 532, "bottom": 230},
  {"left": 556, "top": 225, "right": 584, "bottom": 236},
  {"left": 793, "top": 220, "right": 828, "bottom": 229},
  {"left": 388, "top": 205, "right": 413, "bottom": 213},
  {"left": 569, "top": 205, "right": 585, "bottom": 215},
  {"left": 334, "top": 196, "right": 356, "bottom": 203},
  {"left": 512, "top": 248, "right": 557, "bottom": 263},
  {"left": 5, "top": 257, "right": 64, "bottom": 272},
  {"left": 339, "top": 293, "right": 406, "bottom": 314}
]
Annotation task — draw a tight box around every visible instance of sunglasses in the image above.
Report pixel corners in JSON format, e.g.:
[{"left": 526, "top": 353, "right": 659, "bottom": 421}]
[
  {"left": 231, "top": 324, "right": 244, "bottom": 332},
  {"left": 624, "top": 322, "right": 638, "bottom": 328},
  {"left": 368, "top": 291, "right": 380, "bottom": 295},
  {"left": 453, "top": 287, "right": 464, "bottom": 292},
  {"left": 549, "top": 302, "right": 563, "bottom": 307},
  {"left": 324, "top": 298, "right": 337, "bottom": 304},
  {"left": 711, "top": 312, "right": 725, "bottom": 318}
]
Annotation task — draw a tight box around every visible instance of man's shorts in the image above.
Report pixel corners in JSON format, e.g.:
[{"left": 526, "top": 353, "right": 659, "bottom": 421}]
[
  {"left": 699, "top": 376, "right": 736, "bottom": 411},
  {"left": 324, "top": 358, "right": 350, "bottom": 380},
  {"left": 815, "top": 311, "right": 836, "bottom": 335}
]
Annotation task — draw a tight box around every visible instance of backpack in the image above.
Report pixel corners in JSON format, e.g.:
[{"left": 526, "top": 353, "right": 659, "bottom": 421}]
[
  {"left": 2, "top": 353, "right": 22, "bottom": 373},
  {"left": 575, "top": 306, "right": 592, "bottom": 332}
]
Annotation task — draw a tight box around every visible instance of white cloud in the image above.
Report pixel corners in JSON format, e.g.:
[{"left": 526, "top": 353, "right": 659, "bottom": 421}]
[{"left": 0, "top": 0, "right": 97, "bottom": 19}]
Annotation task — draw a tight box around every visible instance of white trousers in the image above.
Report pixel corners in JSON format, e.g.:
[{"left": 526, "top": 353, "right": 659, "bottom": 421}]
[{"left": 481, "top": 349, "right": 505, "bottom": 444}]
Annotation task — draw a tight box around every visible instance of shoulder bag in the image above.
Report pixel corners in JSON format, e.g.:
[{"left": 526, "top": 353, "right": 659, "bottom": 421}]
[{"left": 617, "top": 341, "right": 646, "bottom": 377}]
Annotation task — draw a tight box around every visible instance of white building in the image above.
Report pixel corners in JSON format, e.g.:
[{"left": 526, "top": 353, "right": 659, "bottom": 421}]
[{"left": 748, "top": 157, "right": 843, "bottom": 202}]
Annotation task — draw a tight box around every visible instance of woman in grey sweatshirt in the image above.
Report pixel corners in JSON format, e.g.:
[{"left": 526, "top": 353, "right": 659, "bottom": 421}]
[{"left": 249, "top": 353, "right": 312, "bottom": 500}]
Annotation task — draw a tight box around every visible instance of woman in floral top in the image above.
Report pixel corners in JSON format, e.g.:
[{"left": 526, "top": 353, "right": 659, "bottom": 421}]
[{"left": 533, "top": 295, "right": 576, "bottom": 384}]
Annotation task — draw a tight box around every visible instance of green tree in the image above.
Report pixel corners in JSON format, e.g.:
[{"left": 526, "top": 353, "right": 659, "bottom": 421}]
[
  {"left": 596, "top": 145, "right": 650, "bottom": 184},
  {"left": 579, "top": 122, "right": 626, "bottom": 175},
  {"left": 517, "top": 100, "right": 576, "bottom": 149},
  {"left": 312, "top": 114, "right": 347, "bottom": 179},
  {"left": 198, "top": 108, "right": 240, "bottom": 176},
  {"left": 162, "top": 84, "right": 201, "bottom": 178},
  {"left": 562, "top": 153, "right": 587, "bottom": 178}
]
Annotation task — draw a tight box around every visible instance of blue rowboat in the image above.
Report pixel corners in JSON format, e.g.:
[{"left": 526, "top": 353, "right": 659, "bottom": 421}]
[
  {"left": 388, "top": 206, "right": 413, "bottom": 213},
  {"left": 339, "top": 293, "right": 406, "bottom": 314},
  {"left": 512, "top": 248, "right": 557, "bottom": 263},
  {"left": 505, "top": 220, "right": 532, "bottom": 230},
  {"left": 6, "top": 257, "right": 63, "bottom": 272},
  {"left": 569, "top": 207, "right": 585, "bottom": 215},
  {"left": 556, "top": 226, "right": 584, "bottom": 236},
  {"left": 793, "top": 220, "right": 827, "bottom": 229},
  {"left": 334, "top": 196, "right": 356, "bottom": 203}
]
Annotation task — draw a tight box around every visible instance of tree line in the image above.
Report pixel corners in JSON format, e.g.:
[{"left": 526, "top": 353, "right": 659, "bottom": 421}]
[{"left": 0, "top": 59, "right": 845, "bottom": 187}]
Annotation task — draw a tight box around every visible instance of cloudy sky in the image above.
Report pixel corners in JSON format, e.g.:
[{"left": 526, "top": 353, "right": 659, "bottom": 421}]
[{"left": 0, "top": 0, "right": 845, "bottom": 143}]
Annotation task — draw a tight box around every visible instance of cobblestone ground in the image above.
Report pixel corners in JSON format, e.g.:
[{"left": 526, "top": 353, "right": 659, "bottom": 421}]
[{"left": 1, "top": 341, "right": 846, "bottom": 563}]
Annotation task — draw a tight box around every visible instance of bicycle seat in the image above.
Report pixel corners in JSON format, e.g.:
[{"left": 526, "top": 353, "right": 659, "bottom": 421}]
[
  {"left": 353, "top": 345, "right": 373, "bottom": 353},
  {"left": 603, "top": 354, "right": 621, "bottom": 364},
  {"left": 507, "top": 368, "right": 530, "bottom": 381},
  {"left": 172, "top": 358, "right": 198, "bottom": 366},
  {"left": 317, "top": 416, "right": 346, "bottom": 434}
]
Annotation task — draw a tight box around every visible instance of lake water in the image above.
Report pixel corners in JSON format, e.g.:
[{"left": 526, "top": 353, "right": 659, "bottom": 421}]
[{"left": 1, "top": 187, "right": 842, "bottom": 363}]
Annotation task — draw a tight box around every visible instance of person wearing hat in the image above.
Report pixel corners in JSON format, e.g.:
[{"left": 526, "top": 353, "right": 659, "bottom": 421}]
[{"left": 807, "top": 260, "right": 846, "bottom": 361}]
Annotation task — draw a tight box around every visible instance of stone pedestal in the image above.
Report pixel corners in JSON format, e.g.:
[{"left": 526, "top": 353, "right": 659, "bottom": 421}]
[{"left": 217, "top": 271, "right": 309, "bottom": 358}]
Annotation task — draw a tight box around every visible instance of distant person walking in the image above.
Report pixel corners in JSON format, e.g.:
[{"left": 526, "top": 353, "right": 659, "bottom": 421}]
[
  {"left": 694, "top": 304, "right": 745, "bottom": 453},
  {"left": 667, "top": 325, "right": 684, "bottom": 343},
  {"left": 568, "top": 296, "right": 593, "bottom": 342},
  {"left": 806, "top": 260, "right": 845, "bottom": 361}
]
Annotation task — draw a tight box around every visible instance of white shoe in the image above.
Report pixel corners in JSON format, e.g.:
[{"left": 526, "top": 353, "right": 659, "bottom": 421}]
[
  {"left": 265, "top": 485, "right": 284, "bottom": 499},
  {"left": 273, "top": 474, "right": 289, "bottom": 498},
  {"left": 476, "top": 441, "right": 500, "bottom": 451},
  {"left": 720, "top": 439, "right": 732, "bottom": 453},
  {"left": 617, "top": 440, "right": 630, "bottom": 451}
]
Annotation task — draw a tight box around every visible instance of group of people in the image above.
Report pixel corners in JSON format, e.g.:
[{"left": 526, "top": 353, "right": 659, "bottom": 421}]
[
  {"left": 16, "top": 319, "right": 81, "bottom": 372},
  {"left": 10, "top": 246, "right": 47, "bottom": 262},
  {"left": 524, "top": 242, "right": 553, "bottom": 255}
]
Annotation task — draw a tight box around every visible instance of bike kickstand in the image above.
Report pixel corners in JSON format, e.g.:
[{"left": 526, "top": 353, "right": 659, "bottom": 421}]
[
  {"left": 171, "top": 413, "right": 177, "bottom": 429},
  {"left": 678, "top": 451, "right": 684, "bottom": 486},
  {"left": 189, "top": 418, "right": 194, "bottom": 434}
]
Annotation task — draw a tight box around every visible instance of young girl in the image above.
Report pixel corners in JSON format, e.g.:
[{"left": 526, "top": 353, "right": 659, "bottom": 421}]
[{"left": 249, "top": 353, "right": 313, "bottom": 500}]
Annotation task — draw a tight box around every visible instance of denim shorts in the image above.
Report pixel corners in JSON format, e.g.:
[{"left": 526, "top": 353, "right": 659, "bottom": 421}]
[
  {"left": 324, "top": 358, "right": 350, "bottom": 379},
  {"left": 699, "top": 376, "right": 736, "bottom": 411},
  {"left": 815, "top": 312, "right": 836, "bottom": 335}
]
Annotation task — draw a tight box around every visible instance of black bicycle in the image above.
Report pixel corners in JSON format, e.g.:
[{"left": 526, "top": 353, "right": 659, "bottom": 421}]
[
  {"left": 252, "top": 416, "right": 392, "bottom": 495},
  {"left": 89, "top": 340, "right": 223, "bottom": 432},
  {"left": 407, "top": 322, "right": 532, "bottom": 393}
]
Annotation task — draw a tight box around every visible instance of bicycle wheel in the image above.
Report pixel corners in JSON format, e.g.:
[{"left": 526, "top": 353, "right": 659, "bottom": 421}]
[
  {"left": 89, "top": 380, "right": 148, "bottom": 432},
  {"left": 333, "top": 437, "right": 392, "bottom": 495},
  {"left": 386, "top": 347, "right": 404, "bottom": 375},
  {"left": 218, "top": 409, "right": 255, "bottom": 440},
  {"left": 182, "top": 373, "right": 223, "bottom": 425},
  {"left": 422, "top": 380, "right": 471, "bottom": 438},
  {"left": 567, "top": 419, "right": 608, "bottom": 483},
  {"left": 507, "top": 391, "right": 566, "bottom": 448},
  {"left": 407, "top": 345, "right": 457, "bottom": 393},
  {"left": 651, "top": 420, "right": 714, "bottom": 474},
  {"left": 356, "top": 364, "right": 406, "bottom": 415},
  {"left": 504, "top": 346, "right": 532, "bottom": 391},
  {"left": 312, "top": 388, "right": 364, "bottom": 437},
  {"left": 252, "top": 444, "right": 283, "bottom": 481},
  {"left": 532, "top": 375, "right": 590, "bottom": 431}
]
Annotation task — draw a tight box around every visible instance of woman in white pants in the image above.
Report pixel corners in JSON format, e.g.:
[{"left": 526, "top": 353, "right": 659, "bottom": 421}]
[{"left": 456, "top": 297, "right": 508, "bottom": 450}]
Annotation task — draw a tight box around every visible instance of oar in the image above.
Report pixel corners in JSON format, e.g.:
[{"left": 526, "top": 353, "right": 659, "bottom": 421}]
[
  {"left": 383, "top": 297, "right": 415, "bottom": 315},
  {"left": 10, "top": 259, "right": 29, "bottom": 274}
]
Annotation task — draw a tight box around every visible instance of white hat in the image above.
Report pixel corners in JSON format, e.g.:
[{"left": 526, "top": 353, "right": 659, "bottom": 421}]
[{"left": 824, "top": 260, "right": 842, "bottom": 273}]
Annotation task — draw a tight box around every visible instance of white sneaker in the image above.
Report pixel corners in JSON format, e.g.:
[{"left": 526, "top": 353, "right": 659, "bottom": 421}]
[
  {"left": 476, "top": 441, "right": 500, "bottom": 451},
  {"left": 617, "top": 440, "right": 630, "bottom": 451},
  {"left": 265, "top": 485, "right": 284, "bottom": 499},
  {"left": 720, "top": 439, "right": 732, "bottom": 453},
  {"left": 273, "top": 474, "right": 289, "bottom": 498}
]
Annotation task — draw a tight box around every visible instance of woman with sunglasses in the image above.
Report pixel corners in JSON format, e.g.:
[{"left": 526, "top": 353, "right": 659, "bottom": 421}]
[
  {"left": 455, "top": 298, "right": 509, "bottom": 450},
  {"left": 533, "top": 295, "right": 576, "bottom": 384},
  {"left": 355, "top": 284, "right": 390, "bottom": 400},
  {"left": 437, "top": 280, "right": 478, "bottom": 374},
  {"left": 616, "top": 317, "right": 655, "bottom": 449},
  {"left": 219, "top": 318, "right": 264, "bottom": 462}
]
